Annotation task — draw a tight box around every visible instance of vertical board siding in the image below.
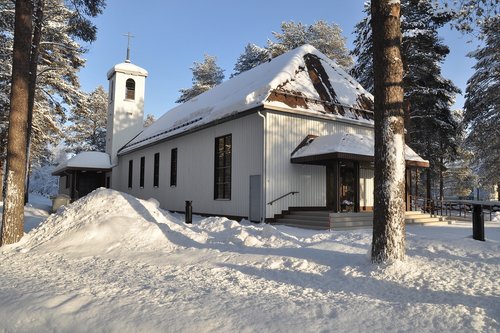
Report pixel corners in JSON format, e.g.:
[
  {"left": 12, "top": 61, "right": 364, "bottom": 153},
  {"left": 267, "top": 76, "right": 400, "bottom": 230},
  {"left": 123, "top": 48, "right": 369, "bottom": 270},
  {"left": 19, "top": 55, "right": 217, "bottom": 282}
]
[
  {"left": 116, "top": 113, "right": 263, "bottom": 218},
  {"left": 265, "top": 111, "right": 373, "bottom": 218},
  {"left": 359, "top": 167, "right": 374, "bottom": 209}
]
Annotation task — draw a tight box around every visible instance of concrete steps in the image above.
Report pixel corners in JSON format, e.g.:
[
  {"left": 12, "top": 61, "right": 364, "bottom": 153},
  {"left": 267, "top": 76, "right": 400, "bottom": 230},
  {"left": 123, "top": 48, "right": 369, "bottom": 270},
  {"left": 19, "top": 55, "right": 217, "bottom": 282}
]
[
  {"left": 275, "top": 211, "right": 330, "bottom": 230},
  {"left": 273, "top": 210, "right": 449, "bottom": 230}
]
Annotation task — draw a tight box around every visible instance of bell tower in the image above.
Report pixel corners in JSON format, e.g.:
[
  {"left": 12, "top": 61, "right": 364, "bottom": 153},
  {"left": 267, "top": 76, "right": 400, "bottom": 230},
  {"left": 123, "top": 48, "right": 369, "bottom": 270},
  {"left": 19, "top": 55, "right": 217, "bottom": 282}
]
[{"left": 105, "top": 35, "right": 148, "bottom": 167}]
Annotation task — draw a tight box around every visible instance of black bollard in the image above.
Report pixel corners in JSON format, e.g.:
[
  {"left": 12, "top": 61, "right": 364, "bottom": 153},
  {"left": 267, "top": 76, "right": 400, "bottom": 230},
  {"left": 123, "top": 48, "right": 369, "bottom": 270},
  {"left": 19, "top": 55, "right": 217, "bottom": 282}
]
[
  {"left": 472, "top": 204, "right": 485, "bottom": 241},
  {"left": 185, "top": 200, "right": 192, "bottom": 224}
]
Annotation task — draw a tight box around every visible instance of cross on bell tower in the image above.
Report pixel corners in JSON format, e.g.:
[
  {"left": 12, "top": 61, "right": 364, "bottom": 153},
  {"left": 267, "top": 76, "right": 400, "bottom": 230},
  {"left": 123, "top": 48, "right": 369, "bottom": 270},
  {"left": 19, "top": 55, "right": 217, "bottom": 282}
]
[{"left": 123, "top": 32, "right": 134, "bottom": 63}]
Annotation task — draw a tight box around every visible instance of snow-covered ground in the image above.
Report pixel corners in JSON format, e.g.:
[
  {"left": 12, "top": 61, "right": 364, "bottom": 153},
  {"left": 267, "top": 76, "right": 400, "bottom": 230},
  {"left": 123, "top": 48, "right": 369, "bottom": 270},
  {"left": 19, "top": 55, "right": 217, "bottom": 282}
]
[{"left": 0, "top": 189, "right": 499, "bottom": 332}]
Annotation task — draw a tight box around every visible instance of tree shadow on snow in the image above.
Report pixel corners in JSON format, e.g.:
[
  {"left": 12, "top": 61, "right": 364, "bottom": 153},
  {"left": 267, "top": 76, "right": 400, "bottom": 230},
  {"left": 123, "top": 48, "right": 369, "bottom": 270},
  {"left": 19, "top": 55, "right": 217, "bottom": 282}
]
[{"left": 120, "top": 194, "right": 499, "bottom": 322}]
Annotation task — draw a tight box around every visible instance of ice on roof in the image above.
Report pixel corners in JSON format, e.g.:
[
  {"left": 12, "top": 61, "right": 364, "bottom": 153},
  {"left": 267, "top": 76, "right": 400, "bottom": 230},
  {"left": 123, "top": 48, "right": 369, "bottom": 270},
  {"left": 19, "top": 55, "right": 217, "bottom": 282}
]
[{"left": 120, "top": 44, "right": 374, "bottom": 155}]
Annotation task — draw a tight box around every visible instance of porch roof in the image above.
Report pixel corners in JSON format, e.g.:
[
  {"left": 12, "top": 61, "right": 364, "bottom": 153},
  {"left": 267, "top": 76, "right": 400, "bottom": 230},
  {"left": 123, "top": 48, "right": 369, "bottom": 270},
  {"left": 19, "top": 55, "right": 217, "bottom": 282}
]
[
  {"left": 290, "top": 133, "right": 429, "bottom": 168},
  {"left": 52, "top": 152, "right": 112, "bottom": 176}
]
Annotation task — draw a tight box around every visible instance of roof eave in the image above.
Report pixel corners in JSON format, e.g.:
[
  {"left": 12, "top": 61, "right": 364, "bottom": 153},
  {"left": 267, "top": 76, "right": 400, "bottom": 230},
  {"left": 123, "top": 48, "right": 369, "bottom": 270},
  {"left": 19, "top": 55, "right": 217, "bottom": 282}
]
[{"left": 52, "top": 167, "right": 112, "bottom": 176}]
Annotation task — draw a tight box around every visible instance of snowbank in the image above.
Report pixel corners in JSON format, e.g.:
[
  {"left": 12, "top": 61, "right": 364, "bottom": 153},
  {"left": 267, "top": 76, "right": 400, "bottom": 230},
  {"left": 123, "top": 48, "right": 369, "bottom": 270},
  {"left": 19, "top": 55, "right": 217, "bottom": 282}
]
[{"left": 0, "top": 189, "right": 498, "bottom": 332}]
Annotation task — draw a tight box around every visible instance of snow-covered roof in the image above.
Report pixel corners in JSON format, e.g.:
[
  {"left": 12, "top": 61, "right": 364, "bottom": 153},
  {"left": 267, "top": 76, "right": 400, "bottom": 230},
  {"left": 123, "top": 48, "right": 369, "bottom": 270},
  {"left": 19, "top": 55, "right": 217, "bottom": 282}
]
[
  {"left": 107, "top": 61, "right": 148, "bottom": 79},
  {"left": 52, "top": 152, "right": 112, "bottom": 175},
  {"left": 291, "top": 133, "right": 429, "bottom": 167},
  {"left": 119, "top": 44, "right": 374, "bottom": 155}
]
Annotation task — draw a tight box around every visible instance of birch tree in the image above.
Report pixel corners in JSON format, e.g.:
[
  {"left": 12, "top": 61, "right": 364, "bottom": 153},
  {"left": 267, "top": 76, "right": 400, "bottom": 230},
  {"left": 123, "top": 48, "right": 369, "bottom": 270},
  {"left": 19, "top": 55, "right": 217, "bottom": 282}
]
[{"left": 371, "top": 0, "right": 406, "bottom": 262}]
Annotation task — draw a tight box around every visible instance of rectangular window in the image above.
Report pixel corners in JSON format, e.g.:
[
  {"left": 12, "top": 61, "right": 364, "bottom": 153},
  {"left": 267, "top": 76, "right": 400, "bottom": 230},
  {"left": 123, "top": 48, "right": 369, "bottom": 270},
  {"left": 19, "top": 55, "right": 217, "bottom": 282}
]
[
  {"left": 128, "top": 160, "right": 133, "bottom": 188},
  {"left": 153, "top": 153, "right": 160, "bottom": 187},
  {"left": 170, "top": 148, "right": 177, "bottom": 186},
  {"left": 140, "top": 156, "right": 145, "bottom": 188},
  {"left": 65, "top": 174, "right": 70, "bottom": 189},
  {"left": 214, "top": 134, "right": 232, "bottom": 200}
]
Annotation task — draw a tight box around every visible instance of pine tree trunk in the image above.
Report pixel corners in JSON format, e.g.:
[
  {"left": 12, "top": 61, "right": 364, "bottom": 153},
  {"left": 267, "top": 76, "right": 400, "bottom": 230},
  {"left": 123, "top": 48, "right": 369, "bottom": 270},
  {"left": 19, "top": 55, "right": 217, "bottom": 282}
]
[
  {"left": 24, "top": 0, "right": 44, "bottom": 204},
  {"left": 0, "top": 157, "right": 4, "bottom": 201},
  {"left": 439, "top": 155, "right": 444, "bottom": 201},
  {"left": 371, "top": 0, "right": 406, "bottom": 263},
  {"left": 0, "top": 0, "right": 33, "bottom": 246},
  {"left": 426, "top": 168, "right": 432, "bottom": 201}
]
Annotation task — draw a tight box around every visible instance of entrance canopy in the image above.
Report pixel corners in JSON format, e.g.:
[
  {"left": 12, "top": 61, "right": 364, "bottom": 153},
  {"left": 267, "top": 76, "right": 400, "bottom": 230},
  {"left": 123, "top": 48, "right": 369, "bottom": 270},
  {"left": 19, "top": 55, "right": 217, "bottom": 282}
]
[
  {"left": 52, "top": 152, "right": 112, "bottom": 201},
  {"left": 291, "top": 133, "right": 429, "bottom": 168},
  {"left": 52, "top": 152, "right": 112, "bottom": 176}
]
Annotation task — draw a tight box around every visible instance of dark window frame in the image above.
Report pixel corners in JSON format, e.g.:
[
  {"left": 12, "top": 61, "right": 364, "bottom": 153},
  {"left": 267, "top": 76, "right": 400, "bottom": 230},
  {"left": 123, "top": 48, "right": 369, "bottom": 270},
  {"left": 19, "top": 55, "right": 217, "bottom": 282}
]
[
  {"left": 153, "top": 152, "right": 160, "bottom": 187},
  {"left": 125, "top": 78, "right": 135, "bottom": 100},
  {"left": 214, "top": 134, "right": 232, "bottom": 200},
  {"left": 140, "top": 156, "right": 145, "bottom": 188},
  {"left": 109, "top": 79, "right": 114, "bottom": 103},
  {"left": 170, "top": 148, "right": 177, "bottom": 187},
  {"left": 128, "top": 160, "right": 133, "bottom": 188}
]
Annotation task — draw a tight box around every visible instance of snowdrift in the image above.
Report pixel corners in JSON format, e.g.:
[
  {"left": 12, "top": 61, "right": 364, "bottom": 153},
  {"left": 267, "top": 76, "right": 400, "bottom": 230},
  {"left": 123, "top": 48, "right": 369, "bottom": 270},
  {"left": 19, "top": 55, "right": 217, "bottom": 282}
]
[
  {"left": 17, "top": 188, "right": 305, "bottom": 256},
  {"left": 0, "top": 189, "right": 498, "bottom": 332}
]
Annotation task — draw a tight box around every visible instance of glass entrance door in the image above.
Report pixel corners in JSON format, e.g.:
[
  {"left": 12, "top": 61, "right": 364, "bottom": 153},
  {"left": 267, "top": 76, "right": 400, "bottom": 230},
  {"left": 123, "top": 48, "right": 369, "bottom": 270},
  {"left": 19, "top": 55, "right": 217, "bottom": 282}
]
[
  {"left": 339, "top": 161, "right": 357, "bottom": 212},
  {"left": 326, "top": 160, "right": 360, "bottom": 212}
]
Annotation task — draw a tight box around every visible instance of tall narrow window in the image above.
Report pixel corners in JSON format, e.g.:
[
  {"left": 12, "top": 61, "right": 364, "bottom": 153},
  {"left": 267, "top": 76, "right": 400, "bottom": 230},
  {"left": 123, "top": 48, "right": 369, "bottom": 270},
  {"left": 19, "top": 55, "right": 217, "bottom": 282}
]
[
  {"left": 125, "top": 78, "right": 135, "bottom": 100},
  {"left": 170, "top": 148, "right": 177, "bottom": 186},
  {"left": 128, "top": 160, "right": 133, "bottom": 188},
  {"left": 214, "top": 134, "right": 232, "bottom": 200},
  {"left": 140, "top": 156, "right": 145, "bottom": 188},
  {"left": 153, "top": 153, "right": 160, "bottom": 187},
  {"left": 109, "top": 80, "right": 114, "bottom": 103}
]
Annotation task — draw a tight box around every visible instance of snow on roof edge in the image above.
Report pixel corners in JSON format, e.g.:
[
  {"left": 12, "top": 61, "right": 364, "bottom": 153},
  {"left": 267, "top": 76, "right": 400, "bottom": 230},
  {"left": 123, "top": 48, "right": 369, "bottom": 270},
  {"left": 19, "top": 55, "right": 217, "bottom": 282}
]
[
  {"left": 52, "top": 152, "right": 112, "bottom": 175},
  {"left": 120, "top": 44, "right": 375, "bottom": 154}
]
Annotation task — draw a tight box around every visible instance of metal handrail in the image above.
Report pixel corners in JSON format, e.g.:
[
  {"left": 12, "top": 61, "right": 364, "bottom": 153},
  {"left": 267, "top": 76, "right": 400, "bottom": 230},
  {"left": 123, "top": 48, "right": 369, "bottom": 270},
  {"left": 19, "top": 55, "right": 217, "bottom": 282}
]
[
  {"left": 267, "top": 191, "right": 299, "bottom": 206},
  {"left": 409, "top": 195, "right": 500, "bottom": 220}
]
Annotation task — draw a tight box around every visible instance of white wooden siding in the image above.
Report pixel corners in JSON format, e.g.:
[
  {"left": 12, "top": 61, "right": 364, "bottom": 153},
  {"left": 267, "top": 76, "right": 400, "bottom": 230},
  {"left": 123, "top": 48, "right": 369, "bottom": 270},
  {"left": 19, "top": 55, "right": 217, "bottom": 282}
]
[
  {"left": 115, "top": 113, "right": 263, "bottom": 218},
  {"left": 264, "top": 110, "right": 374, "bottom": 218},
  {"left": 359, "top": 166, "right": 374, "bottom": 209}
]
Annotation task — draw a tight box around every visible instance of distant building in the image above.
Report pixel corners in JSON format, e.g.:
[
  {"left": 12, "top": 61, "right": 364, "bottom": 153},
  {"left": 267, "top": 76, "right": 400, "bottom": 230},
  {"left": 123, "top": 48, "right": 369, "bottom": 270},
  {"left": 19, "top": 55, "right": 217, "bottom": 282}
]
[{"left": 54, "top": 45, "right": 428, "bottom": 223}]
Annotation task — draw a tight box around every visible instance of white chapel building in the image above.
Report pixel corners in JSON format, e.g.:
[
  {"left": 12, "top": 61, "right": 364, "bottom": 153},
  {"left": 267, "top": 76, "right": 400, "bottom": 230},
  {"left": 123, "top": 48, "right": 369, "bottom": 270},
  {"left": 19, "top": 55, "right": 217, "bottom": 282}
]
[{"left": 54, "top": 44, "right": 428, "bottom": 224}]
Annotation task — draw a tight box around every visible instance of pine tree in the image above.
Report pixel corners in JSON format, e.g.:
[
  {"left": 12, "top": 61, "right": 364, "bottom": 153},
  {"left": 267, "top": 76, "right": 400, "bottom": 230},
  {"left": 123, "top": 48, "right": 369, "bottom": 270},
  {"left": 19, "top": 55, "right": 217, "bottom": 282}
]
[
  {"left": 371, "top": 0, "right": 406, "bottom": 263},
  {"left": 1, "top": 0, "right": 105, "bottom": 246},
  {"left": 144, "top": 113, "right": 156, "bottom": 127},
  {"left": 401, "top": 0, "right": 460, "bottom": 200},
  {"left": 176, "top": 54, "right": 225, "bottom": 103},
  {"left": 352, "top": 0, "right": 460, "bottom": 201},
  {"left": 442, "top": 0, "right": 499, "bottom": 35},
  {"left": 0, "top": 0, "right": 33, "bottom": 246},
  {"left": 463, "top": 15, "right": 500, "bottom": 190},
  {"left": 67, "top": 86, "right": 108, "bottom": 153},
  {"left": 351, "top": 3, "right": 374, "bottom": 93},
  {"left": 232, "top": 43, "right": 269, "bottom": 77},
  {"left": 0, "top": 0, "right": 100, "bottom": 184},
  {"left": 268, "top": 20, "right": 353, "bottom": 69},
  {"left": 0, "top": 1, "right": 14, "bottom": 201}
]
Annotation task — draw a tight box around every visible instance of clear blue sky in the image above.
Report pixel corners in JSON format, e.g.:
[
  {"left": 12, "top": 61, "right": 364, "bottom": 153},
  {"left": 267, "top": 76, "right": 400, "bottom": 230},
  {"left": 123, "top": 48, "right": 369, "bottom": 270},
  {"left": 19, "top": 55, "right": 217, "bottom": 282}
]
[{"left": 78, "top": 0, "right": 477, "bottom": 119}]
